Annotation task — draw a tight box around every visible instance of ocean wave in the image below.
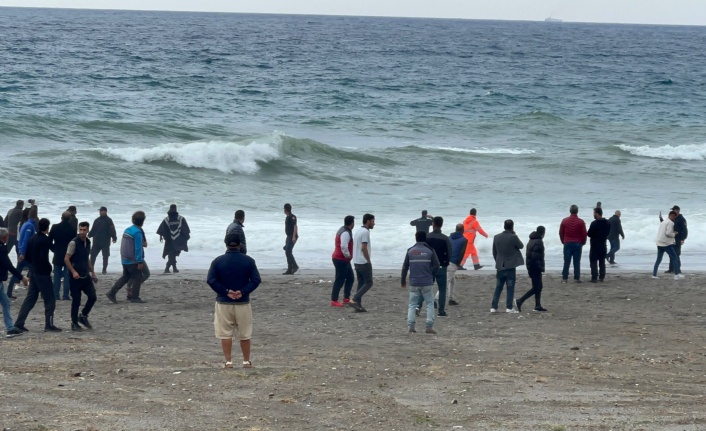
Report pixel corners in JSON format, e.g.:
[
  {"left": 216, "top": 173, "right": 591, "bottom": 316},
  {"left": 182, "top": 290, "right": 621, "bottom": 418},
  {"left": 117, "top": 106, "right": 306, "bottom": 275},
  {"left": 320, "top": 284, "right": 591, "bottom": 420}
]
[
  {"left": 616, "top": 143, "right": 706, "bottom": 160},
  {"left": 94, "top": 138, "right": 282, "bottom": 174},
  {"left": 420, "top": 145, "right": 536, "bottom": 155}
]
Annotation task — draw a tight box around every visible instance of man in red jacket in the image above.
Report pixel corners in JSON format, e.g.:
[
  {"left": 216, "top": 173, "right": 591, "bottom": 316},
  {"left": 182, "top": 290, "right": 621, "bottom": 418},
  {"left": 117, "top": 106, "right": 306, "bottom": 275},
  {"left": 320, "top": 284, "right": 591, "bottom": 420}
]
[{"left": 559, "top": 204, "right": 587, "bottom": 283}]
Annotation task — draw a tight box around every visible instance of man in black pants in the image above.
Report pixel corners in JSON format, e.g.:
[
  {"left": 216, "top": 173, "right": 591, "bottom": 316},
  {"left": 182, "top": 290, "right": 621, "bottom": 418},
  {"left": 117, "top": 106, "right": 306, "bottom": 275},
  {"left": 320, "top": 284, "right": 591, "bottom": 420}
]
[
  {"left": 515, "top": 226, "right": 547, "bottom": 312},
  {"left": 65, "top": 221, "right": 98, "bottom": 331},
  {"left": 89, "top": 206, "right": 117, "bottom": 274},
  {"left": 282, "top": 203, "right": 299, "bottom": 275},
  {"left": 14, "top": 218, "right": 62, "bottom": 332},
  {"left": 106, "top": 211, "right": 147, "bottom": 303},
  {"left": 587, "top": 207, "right": 611, "bottom": 282}
]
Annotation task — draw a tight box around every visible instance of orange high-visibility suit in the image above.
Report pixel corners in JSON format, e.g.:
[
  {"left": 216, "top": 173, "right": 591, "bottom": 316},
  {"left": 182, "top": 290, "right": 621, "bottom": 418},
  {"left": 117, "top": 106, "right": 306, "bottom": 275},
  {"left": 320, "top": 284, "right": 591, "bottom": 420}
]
[{"left": 461, "top": 215, "right": 488, "bottom": 267}]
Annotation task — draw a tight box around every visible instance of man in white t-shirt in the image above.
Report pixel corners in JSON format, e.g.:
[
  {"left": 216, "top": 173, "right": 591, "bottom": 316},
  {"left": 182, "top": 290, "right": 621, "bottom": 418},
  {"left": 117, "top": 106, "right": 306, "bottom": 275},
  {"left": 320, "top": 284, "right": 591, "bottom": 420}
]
[{"left": 349, "top": 213, "right": 375, "bottom": 312}]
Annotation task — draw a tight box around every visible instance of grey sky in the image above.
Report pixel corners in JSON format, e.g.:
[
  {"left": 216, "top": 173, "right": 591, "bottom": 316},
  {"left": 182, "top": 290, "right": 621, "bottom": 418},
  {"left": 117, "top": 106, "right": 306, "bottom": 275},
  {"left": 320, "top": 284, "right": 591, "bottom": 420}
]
[{"left": 1, "top": 0, "right": 704, "bottom": 26}]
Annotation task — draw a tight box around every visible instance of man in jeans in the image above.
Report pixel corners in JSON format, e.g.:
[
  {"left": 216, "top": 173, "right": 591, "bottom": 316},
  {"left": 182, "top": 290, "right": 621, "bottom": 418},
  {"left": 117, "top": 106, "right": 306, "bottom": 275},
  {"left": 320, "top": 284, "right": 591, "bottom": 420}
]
[
  {"left": 330, "top": 215, "right": 355, "bottom": 307},
  {"left": 653, "top": 211, "right": 684, "bottom": 280},
  {"left": 446, "top": 224, "right": 468, "bottom": 306},
  {"left": 491, "top": 219, "right": 524, "bottom": 314},
  {"left": 401, "top": 231, "right": 440, "bottom": 334},
  {"left": 0, "top": 227, "right": 29, "bottom": 338},
  {"left": 559, "top": 204, "right": 587, "bottom": 283},
  {"left": 349, "top": 213, "right": 375, "bottom": 312},
  {"left": 49, "top": 211, "right": 76, "bottom": 300},
  {"left": 106, "top": 211, "right": 147, "bottom": 304}
]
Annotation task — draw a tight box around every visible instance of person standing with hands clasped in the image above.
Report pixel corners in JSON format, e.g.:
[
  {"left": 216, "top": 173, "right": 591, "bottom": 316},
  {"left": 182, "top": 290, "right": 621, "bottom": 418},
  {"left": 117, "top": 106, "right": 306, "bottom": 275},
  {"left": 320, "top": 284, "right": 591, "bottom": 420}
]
[{"left": 207, "top": 233, "right": 261, "bottom": 369}]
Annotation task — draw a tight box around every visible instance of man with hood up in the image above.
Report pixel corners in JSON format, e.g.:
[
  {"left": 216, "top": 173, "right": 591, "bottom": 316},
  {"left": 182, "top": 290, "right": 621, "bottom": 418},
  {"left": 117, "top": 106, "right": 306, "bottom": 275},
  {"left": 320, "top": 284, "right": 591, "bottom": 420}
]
[
  {"left": 587, "top": 207, "right": 611, "bottom": 282},
  {"left": 514, "top": 226, "right": 547, "bottom": 313},
  {"left": 157, "top": 204, "right": 190, "bottom": 274}
]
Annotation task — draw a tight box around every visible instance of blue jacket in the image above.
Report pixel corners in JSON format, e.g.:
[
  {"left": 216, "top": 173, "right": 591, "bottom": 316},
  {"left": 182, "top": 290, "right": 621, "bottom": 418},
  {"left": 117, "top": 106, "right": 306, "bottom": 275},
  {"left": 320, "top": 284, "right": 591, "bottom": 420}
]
[
  {"left": 449, "top": 231, "right": 468, "bottom": 265},
  {"left": 17, "top": 219, "right": 37, "bottom": 256},
  {"left": 207, "top": 249, "right": 261, "bottom": 303},
  {"left": 120, "top": 225, "right": 144, "bottom": 264}
]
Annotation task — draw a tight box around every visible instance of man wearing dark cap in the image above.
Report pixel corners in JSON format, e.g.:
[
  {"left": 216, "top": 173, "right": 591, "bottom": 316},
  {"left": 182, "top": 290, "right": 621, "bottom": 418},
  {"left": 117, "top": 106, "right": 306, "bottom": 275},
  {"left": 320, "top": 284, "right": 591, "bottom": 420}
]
[
  {"left": 5, "top": 200, "right": 24, "bottom": 255},
  {"left": 659, "top": 206, "right": 688, "bottom": 273},
  {"left": 410, "top": 210, "right": 433, "bottom": 233},
  {"left": 67, "top": 206, "right": 78, "bottom": 232},
  {"left": 207, "top": 233, "right": 261, "bottom": 369},
  {"left": 157, "top": 204, "right": 191, "bottom": 273},
  {"left": 89, "top": 207, "right": 118, "bottom": 274}
]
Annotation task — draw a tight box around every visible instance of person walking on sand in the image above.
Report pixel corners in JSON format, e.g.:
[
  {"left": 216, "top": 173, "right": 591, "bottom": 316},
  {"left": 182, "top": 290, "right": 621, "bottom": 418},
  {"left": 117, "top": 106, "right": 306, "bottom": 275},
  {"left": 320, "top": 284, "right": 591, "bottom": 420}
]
[
  {"left": 461, "top": 208, "right": 488, "bottom": 270},
  {"left": 559, "top": 204, "right": 587, "bottom": 284},
  {"left": 225, "top": 210, "right": 247, "bottom": 255},
  {"left": 49, "top": 211, "right": 76, "bottom": 300},
  {"left": 490, "top": 219, "right": 524, "bottom": 314},
  {"left": 282, "top": 203, "right": 299, "bottom": 275},
  {"left": 6, "top": 208, "right": 35, "bottom": 299},
  {"left": 126, "top": 226, "right": 150, "bottom": 301},
  {"left": 207, "top": 233, "right": 261, "bottom": 369},
  {"left": 587, "top": 207, "right": 611, "bottom": 283},
  {"left": 64, "top": 221, "right": 98, "bottom": 332},
  {"left": 349, "top": 213, "right": 375, "bottom": 312},
  {"left": 606, "top": 210, "right": 625, "bottom": 265},
  {"left": 330, "top": 215, "right": 355, "bottom": 307},
  {"left": 653, "top": 211, "right": 684, "bottom": 280},
  {"left": 410, "top": 210, "right": 433, "bottom": 233},
  {"left": 402, "top": 231, "right": 440, "bottom": 334},
  {"left": 106, "top": 211, "right": 147, "bottom": 304},
  {"left": 14, "top": 218, "right": 62, "bottom": 332},
  {"left": 5, "top": 200, "right": 23, "bottom": 255},
  {"left": 0, "top": 228, "right": 29, "bottom": 338},
  {"left": 157, "top": 204, "right": 191, "bottom": 274},
  {"left": 659, "top": 205, "right": 687, "bottom": 274},
  {"left": 89, "top": 206, "right": 117, "bottom": 274},
  {"left": 446, "top": 223, "right": 468, "bottom": 306},
  {"left": 417, "top": 216, "right": 451, "bottom": 317},
  {"left": 515, "top": 226, "right": 547, "bottom": 313}
]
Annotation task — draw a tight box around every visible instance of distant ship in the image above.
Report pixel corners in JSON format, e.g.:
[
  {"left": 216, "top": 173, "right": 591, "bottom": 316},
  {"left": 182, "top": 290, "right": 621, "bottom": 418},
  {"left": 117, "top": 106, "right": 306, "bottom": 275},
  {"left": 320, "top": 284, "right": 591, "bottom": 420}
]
[{"left": 545, "top": 16, "right": 563, "bottom": 22}]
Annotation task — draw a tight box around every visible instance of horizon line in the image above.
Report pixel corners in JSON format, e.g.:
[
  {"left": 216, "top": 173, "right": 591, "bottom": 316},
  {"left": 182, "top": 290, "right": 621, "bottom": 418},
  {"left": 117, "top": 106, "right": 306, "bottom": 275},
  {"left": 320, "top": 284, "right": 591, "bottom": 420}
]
[{"left": 1, "top": 5, "right": 705, "bottom": 27}]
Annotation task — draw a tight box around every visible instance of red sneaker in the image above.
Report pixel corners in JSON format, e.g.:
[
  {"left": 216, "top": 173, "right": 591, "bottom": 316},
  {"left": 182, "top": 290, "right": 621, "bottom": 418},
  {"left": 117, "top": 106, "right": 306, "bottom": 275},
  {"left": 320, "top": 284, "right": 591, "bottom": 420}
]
[
  {"left": 330, "top": 301, "right": 344, "bottom": 307},
  {"left": 342, "top": 298, "right": 351, "bottom": 304}
]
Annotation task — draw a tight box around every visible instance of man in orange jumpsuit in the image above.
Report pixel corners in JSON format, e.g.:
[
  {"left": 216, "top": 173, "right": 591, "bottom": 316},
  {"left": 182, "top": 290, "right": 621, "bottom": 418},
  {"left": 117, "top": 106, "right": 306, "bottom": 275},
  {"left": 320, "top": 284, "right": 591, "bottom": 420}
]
[{"left": 461, "top": 208, "right": 488, "bottom": 270}]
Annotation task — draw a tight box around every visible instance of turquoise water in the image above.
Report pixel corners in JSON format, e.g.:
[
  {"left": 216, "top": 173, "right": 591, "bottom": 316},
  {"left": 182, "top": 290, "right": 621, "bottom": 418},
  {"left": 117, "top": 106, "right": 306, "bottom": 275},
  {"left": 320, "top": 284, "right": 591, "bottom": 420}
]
[{"left": 1, "top": 8, "right": 705, "bottom": 269}]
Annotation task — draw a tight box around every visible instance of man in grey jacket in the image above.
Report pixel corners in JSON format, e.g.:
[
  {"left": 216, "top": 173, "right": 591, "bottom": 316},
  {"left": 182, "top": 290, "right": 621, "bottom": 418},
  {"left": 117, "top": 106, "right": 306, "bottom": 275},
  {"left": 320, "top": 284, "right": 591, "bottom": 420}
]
[
  {"left": 491, "top": 220, "right": 524, "bottom": 314},
  {"left": 401, "top": 231, "right": 440, "bottom": 334}
]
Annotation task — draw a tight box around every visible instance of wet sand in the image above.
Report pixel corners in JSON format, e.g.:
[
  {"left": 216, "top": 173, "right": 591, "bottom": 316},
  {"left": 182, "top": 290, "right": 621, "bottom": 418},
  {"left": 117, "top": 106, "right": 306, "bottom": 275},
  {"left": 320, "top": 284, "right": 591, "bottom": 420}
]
[{"left": 1, "top": 268, "right": 705, "bottom": 430}]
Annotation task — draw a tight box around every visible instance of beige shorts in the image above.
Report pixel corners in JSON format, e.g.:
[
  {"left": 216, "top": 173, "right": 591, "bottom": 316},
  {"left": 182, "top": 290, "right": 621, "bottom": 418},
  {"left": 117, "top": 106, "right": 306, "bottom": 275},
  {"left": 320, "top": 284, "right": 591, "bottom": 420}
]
[{"left": 214, "top": 302, "right": 253, "bottom": 341}]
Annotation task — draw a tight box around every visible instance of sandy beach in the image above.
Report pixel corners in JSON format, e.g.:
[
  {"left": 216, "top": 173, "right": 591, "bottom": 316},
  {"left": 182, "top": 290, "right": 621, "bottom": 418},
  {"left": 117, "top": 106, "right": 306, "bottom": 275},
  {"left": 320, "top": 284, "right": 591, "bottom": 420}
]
[{"left": 1, "top": 267, "right": 705, "bottom": 431}]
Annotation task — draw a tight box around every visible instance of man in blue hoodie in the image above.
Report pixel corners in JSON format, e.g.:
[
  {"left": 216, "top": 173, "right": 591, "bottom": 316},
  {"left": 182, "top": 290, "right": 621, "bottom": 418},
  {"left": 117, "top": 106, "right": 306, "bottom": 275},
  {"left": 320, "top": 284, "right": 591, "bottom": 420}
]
[
  {"left": 6, "top": 209, "right": 36, "bottom": 298},
  {"left": 207, "top": 233, "right": 261, "bottom": 369},
  {"left": 106, "top": 211, "right": 147, "bottom": 304}
]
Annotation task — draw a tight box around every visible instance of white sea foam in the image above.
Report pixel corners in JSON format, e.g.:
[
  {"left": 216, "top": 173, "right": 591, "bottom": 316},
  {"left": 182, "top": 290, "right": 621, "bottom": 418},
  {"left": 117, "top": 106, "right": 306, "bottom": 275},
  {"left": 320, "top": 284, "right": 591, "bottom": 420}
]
[
  {"left": 616, "top": 143, "right": 706, "bottom": 160},
  {"left": 434, "top": 146, "right": 536, "bottom": 155},
  {"left": 96, "top": 138, "right": 282, "bottom": 174}
]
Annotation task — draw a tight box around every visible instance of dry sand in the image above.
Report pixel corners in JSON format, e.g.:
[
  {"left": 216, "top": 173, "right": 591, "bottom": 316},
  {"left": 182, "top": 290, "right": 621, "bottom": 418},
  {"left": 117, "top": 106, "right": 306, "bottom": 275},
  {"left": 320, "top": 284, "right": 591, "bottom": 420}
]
[{"left": 1, "top": 267, "right": 705, "bottom": 431}]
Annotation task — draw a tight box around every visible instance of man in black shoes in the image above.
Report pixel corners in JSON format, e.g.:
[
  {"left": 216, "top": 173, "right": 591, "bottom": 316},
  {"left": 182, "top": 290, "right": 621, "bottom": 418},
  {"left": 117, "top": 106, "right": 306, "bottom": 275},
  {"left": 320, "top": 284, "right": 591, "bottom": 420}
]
[
  {"left": 515, "top": 226, "right": 548, "bottom": 313},
  {"left": 65, "top": 221, "right": 98, "bottom": 331},
  {"left": 89, "top": 206, "right": 117, "bottom": 274},
  {"left": 587, "top": 207, "right": 611, "bottom": 283},
  {"left": 282, "top": 203, "right": 299, "bottom": 274},
  {"left": 106, "top": 211, "right": 147, "bottom": 304},
  {"left": 14, "top": 218, "right": 62, "bottom": 332},
  {"left": 157, "top": 204, "right": 190, "bottom": 274}
]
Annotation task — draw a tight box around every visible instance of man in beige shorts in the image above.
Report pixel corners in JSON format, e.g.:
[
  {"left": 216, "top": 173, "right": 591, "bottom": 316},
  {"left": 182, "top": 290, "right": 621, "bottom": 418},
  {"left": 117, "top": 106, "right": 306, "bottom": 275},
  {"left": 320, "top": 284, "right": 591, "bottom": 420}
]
[{"left": 207, "top": 233, "right": 261, "bottom": 368}]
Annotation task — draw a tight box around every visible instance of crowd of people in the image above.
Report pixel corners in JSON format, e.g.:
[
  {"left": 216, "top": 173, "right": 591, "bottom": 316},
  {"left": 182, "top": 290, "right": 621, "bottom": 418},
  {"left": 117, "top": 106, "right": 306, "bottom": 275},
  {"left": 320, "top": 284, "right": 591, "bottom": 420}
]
[{"left": 0, "top": 199, "right": 691, "bottom": 369}]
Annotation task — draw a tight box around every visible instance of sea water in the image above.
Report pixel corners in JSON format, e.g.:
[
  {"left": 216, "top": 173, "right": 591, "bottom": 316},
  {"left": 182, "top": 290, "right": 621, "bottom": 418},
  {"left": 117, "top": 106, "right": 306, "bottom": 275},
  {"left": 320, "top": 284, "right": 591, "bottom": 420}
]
[{"left": 1, "top": 8, "right": 705, "bottom": 270}]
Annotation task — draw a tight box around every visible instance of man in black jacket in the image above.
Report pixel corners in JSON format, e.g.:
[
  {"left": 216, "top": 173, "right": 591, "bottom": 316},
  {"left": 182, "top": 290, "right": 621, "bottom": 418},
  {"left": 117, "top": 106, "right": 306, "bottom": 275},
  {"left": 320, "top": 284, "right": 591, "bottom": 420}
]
[
  {"left": 491, "top": 220, "right": 524, "bottom": 313},
  {"left": 0, "top": 227, "right": 29, "bottom": 337},
  {"left": 14, "top": 218, "right": 62, "bottom": 332},
  {"left": 515, "top": 226, "right": 547, "bottom": 313},
  {"left": 417, "top": 216, "right": 451, "bottom": 317},
  {"left": 587, "top": 208, "right": 611, "bottom": 282},
  {"left": 89, "top": 206, "right": 117, "bottom": 274},
  {"left": 606, "top": 210, "right": 625, "bottom": 265},
  {"left": 5, "top": 200, "right": 23, "bottom": 255},
  {"left": 65, "top": 221, "right": 98, "bottom": 331},
  {"left": 663, "top": 205, "right": 688, "bottom": 274},
  {"left": 49, "top": 211, "right": 76, "bottom": 300}
]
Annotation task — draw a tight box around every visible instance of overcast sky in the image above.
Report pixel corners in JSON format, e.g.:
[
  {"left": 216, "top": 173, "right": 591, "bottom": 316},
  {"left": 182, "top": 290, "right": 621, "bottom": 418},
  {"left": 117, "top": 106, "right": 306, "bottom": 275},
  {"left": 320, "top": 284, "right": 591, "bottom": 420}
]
[{"left": 1, "top": 0, "right": 705, "bottom": 26}]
